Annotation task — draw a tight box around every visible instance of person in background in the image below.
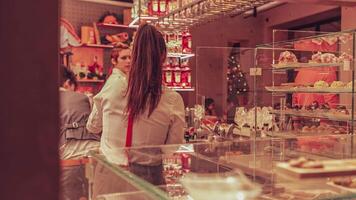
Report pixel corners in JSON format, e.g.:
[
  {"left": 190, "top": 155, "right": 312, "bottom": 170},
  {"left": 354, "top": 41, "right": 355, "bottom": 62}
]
[
  {"left": 59, "top": 66, "right": 100, "bottom": 200},
  {"left": 106, "top": 44, "right": 131, "bottom": 79},
  {"left": 87, "top": 24, "right": 185, "bottom": 198},
  {"left": 205, "top": 97, "right": 217, "bottom": 116}
]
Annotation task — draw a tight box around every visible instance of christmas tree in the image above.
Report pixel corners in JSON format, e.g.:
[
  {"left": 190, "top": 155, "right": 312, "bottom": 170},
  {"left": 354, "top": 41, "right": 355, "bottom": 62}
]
[{"left": 227, "top": 48, "right": 249, "bottom": 100}]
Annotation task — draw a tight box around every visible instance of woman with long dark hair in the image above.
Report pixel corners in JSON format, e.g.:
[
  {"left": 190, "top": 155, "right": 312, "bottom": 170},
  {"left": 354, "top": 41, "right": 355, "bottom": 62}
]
[{"left": 87, "top": 24, "right": 185, "bottom": 197}]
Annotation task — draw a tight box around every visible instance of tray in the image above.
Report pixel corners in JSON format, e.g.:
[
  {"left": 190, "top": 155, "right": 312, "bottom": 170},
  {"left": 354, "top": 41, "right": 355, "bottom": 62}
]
[{"left": 276, "top": 159, "right": 356, "bottom": 179}]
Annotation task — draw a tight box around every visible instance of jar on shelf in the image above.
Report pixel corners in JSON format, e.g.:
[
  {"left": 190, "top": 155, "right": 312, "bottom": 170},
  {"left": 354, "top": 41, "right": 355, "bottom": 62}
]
[
  {"left": 173, "top": 58, "right": 182, "bottom": 87},
  {"left": 149, "top": 0, "right": 159, "bottom": 16},
  {"left": 159, "top": 0, "right": 168, "bottom": 15},
  {"left": 181, "top": 59, "right": 191, "bottom": 87},
  {"left": 168, "top": 0, "right": 178, "bottom": 13},
  {"left": 177, "top": 32, "right": 183, "bottom": 53},
  {"left": 182, "top": 30, "right": 192, "bottom": 53},
  {"left": 163, "top": 59, "right": 174, "bottom": 86}
]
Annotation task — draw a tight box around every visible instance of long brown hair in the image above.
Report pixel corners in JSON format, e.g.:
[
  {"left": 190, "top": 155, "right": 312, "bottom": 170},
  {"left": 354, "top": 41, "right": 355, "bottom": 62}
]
[{"left": 126, "top": 24, "right": 167, "bottom": 120}]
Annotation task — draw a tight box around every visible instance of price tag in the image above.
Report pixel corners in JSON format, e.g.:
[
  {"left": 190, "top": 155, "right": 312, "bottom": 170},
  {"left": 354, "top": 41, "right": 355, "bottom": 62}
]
[
  {"left": 250, "top": 67, "right": 262, "bottom": 76},
  {"left": 343, "top": 60, "right": 351, "bottom": 71}
]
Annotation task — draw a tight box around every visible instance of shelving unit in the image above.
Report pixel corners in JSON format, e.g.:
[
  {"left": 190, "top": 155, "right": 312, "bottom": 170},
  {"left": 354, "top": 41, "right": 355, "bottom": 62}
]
[{"left": 77, "top": 79, "right": 105, "bottom": 83}]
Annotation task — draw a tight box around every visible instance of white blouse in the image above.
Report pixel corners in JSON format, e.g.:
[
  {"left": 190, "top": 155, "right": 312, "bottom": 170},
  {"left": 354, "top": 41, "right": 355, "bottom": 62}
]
[{"left": 87, "top": 68, "right": 185, "bottom": 165}]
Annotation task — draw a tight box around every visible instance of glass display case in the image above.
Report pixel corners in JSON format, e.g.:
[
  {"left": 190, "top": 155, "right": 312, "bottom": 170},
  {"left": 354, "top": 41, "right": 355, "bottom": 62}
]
[
  {"left": 188, "top": 30, "right": 356, "bottom": 144},
  {"left": 86, "top": 135, "right": 356, "bottom": 200},
  {"left": 255, "top": 30, "right": 356, "bottom": 139}
]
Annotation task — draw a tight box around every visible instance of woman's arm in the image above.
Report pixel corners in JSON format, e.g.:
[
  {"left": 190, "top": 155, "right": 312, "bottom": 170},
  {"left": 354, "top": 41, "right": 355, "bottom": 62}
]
[
  {"left": 165, "top": 93, "right": 185, "bottom": 144},
  {"left": 86, "top": 96, "right": 103, "bottom": 134}
]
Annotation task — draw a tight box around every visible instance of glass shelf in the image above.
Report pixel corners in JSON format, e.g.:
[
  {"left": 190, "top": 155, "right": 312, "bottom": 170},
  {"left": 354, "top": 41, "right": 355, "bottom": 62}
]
[
  {"left": 265, "top": 86, "right": 353, "bottom": 93},
  {"left": 96, "top": 23, "right": 136, "bottom": 30},
  {"left": 271, "top": 62, "right": 344, "bottom": 71},
  {"left": 270, "top": 109, "right": 352, "bottom": 122}
]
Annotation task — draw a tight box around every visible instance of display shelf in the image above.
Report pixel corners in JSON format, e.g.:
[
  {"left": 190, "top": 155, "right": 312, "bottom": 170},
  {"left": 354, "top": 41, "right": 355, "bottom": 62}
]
[
  {"left": 81, "top": 43, "right": 114, "bottom": 49},
  {"left": 271, "top": 62, "right": 344, "bottom": 71},
  {"left": 162, "top": 67, "right": 191, "bottom": 71},
  {"left": 77, "top": 79, "right": 105, "bottom": 83},
  {"left": 167, "top": 53, "right": 195, "bottom": 59},
  {"left": 167, "top": 86, "right": 194, "bottom": 91},
  {"left": 129, "top": 16, "right": 159, "bottom": 28},
  {"left": 270, "top": 110, "right": 351, "bottom": 122},
  {"left": 276, "top": 159, "right": 356, "bottom": 179},
  {"left": 265, "top": 86, "right": 352, "bottom": 93},
  {"left": 96, "top": 23, "right": 136, "bottom": 29},
  {"left": 266, "top": 131, "right": 332, "bottom": 139}
]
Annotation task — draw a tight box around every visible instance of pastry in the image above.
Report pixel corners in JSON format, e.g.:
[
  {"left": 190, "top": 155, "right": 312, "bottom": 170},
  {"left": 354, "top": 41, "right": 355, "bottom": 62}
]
[
  {"left": 330, "top": 81, "right": 345, "bottom": 88},
  {"left": 289, "top": 157, "right": 323, "bottom": 168},
  {"left": 332, "top": 178, "right": 356, "bottom": 188},
  {"left": 336, "top": 105, "right": 349, "bottom": 114},
  {"left": 338, "top": 33, "right": 353, "bottom": 44},
  {"left": 310, "top": 125, "right": 317, "bottom": 130},
  {"left": 337, "top": 52, "right": 352, "bottom": 63},
  {"left": 278, "top": 51, "right": 298, "bottom": 64},
  {"left": 302, "top": 161, "right": 324, "bottom": 168},
  {"left": 314, "top": 80, "right": 329, "bottom": 88},
  {"left": 322, "top": 36, "right": 338, "bottom": 45},
  {"left": 289, "top": 157, "right": 308, "bottom": 167},
  {"left": 311, "top": 38, "right": 323, "bottom": 45},
  {"left": 317, "top": 126, "right": 326, "bottom": 132},
  {"left": 347, "top": 80, "right": 356, "bottom": 88},
  {"left": 310, "top": 101, "right": 319, "bottom": 110},
  {"left": 310, "top": 51, "right": 322, "bottom": 63},
  {"left": 321, "top": 53, "right": 338, "bottom": 63},
  {"left": 320, "top": 103, "right": 331, "bottom": 111},
  {"left": 302, "top": 126, "right": 311, "bottom": 132}
]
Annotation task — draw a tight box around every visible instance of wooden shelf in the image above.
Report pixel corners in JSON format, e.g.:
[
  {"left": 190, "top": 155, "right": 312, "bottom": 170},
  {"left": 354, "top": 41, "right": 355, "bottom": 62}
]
[
  {"left": 77, "top": 79, "right": 105, "bottom": 83},
  {"left": 81, "top": 44, "right": 114, "bottom": 49},
  {"left": 96, "top": 23, "right": 136, "bottom": 30}
]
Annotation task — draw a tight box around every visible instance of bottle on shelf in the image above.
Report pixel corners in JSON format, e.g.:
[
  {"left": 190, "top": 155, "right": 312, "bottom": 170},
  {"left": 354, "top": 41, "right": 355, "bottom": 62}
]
[
  {"left": 159, "top": 0, "right": 168, "bottom": 16},
  {"left": 151, "top": 0, "right": 159, "bottom": 16},
  {"left": 163, "top": 58, "right": 173, "bottom": 86},
  {"left": 182, "top": 30, "right": 192, "bottom": 53},
  {"left": 168, "top": 0, "right": 178, "bottom": 13},
  {"left": 172, "top": 58, "right": 182, "bottom": 87},
  {"left": 180, "top": 59, "right": 191, "bottom": 88},
  {"left": 176, "top": 32, "right": 183, "bottom": 53}
]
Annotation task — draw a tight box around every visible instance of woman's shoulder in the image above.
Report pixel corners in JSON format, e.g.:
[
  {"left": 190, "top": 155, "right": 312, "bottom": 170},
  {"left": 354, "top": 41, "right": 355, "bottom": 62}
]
[
  {"left": 94, "top": 69, "right": 127, "bottom": 101},
  {"left": 162, "top": 88, "right": 183, "bottom": 105}
]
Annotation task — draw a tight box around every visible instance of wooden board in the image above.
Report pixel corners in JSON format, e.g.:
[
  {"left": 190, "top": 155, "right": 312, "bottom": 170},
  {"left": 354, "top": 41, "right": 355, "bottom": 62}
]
[{"left": 276, "top": 159, "right": 356, "bottom": 179}]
